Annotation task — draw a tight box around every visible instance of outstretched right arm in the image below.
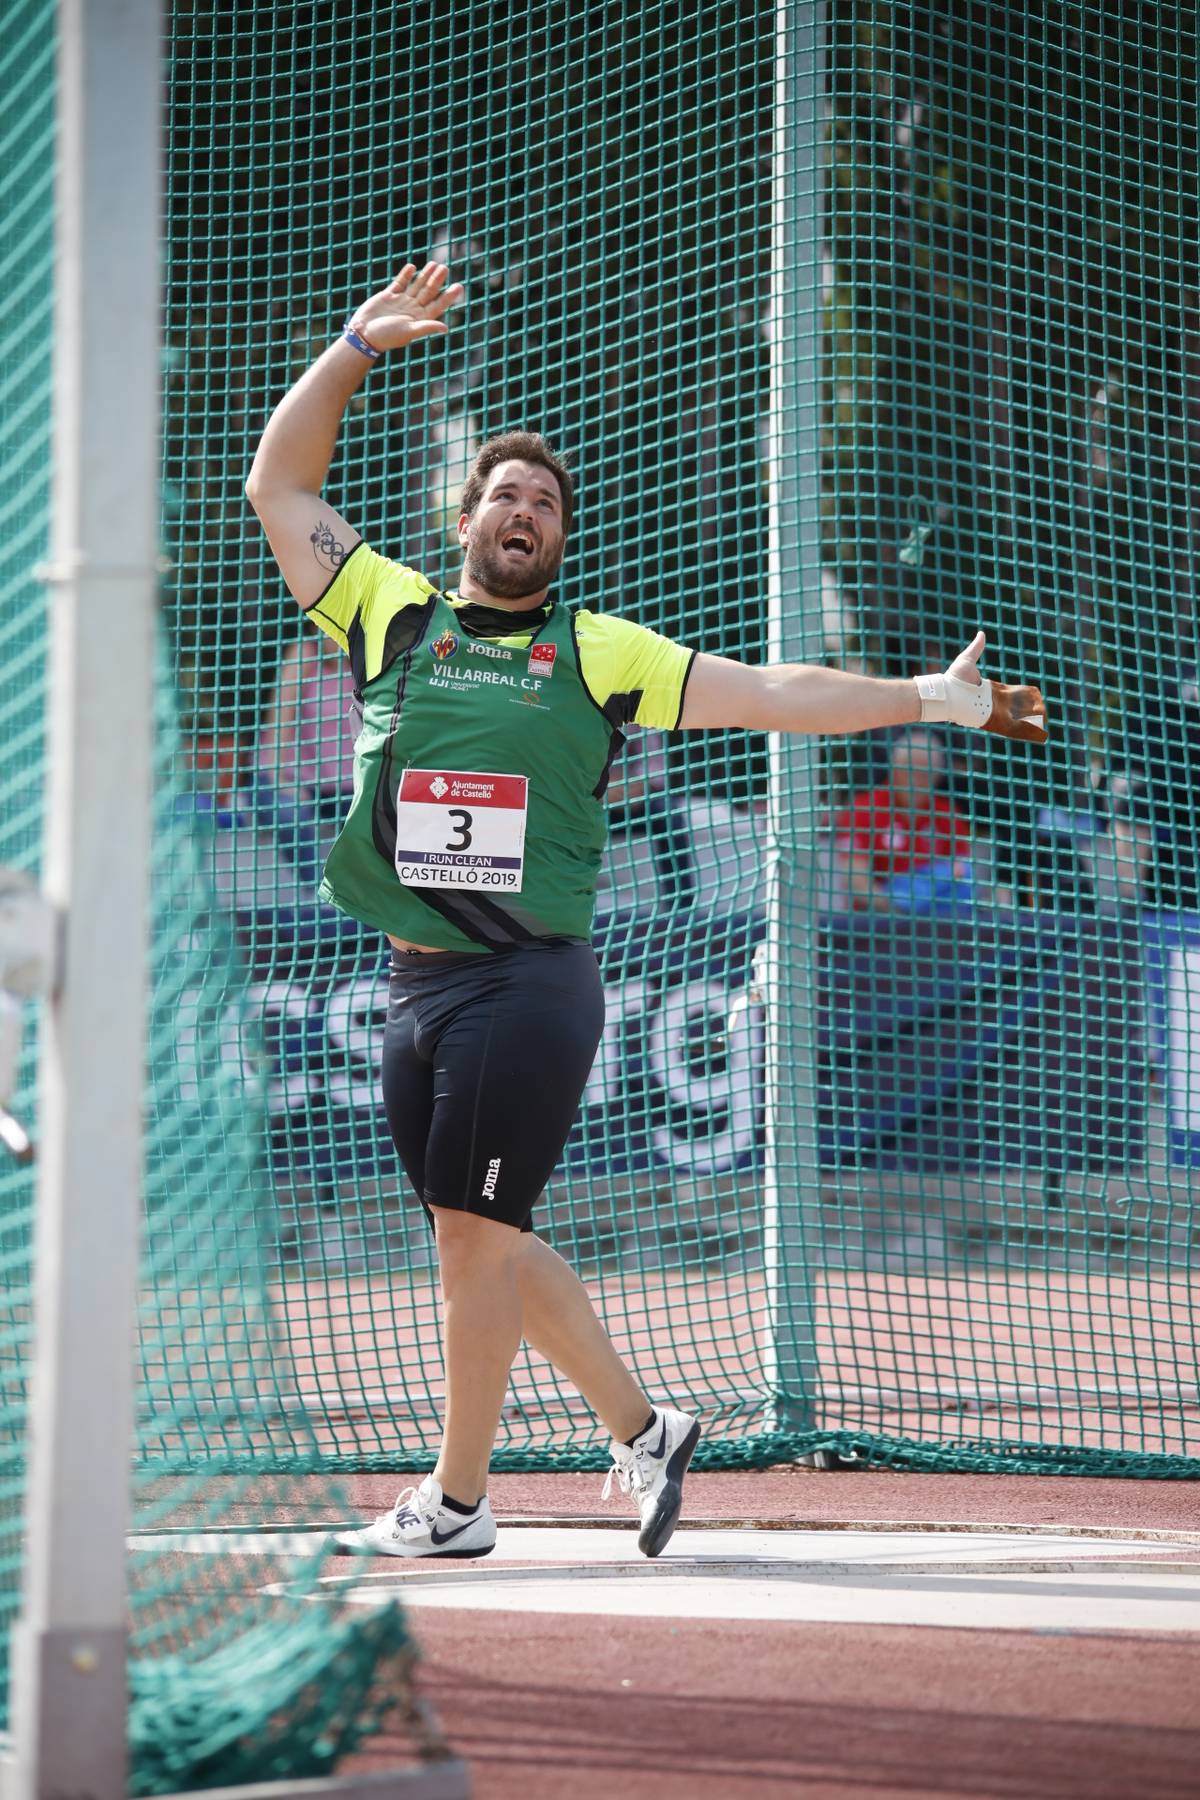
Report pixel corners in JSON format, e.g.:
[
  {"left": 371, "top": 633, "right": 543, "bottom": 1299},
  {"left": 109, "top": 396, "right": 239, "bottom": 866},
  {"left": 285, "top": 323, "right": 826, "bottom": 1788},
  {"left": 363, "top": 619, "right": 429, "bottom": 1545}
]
[{"left": 245, "top": 262, "right": 463, "bottom": 609}]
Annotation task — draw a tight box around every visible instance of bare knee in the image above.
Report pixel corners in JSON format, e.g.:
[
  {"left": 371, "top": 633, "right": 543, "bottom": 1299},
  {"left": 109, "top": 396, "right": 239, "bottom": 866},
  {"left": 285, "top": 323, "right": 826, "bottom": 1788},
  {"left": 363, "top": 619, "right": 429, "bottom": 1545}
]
[{"left": 432, "top": 1207, "right": 522, "bottom": 1292}]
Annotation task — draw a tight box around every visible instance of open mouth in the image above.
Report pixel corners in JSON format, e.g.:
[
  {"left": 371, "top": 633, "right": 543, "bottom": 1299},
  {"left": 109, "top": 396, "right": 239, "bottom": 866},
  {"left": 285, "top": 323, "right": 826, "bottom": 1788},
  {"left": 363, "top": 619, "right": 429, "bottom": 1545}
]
[{"left": 501, "top": 530, "right": 536, "bottom": 557}]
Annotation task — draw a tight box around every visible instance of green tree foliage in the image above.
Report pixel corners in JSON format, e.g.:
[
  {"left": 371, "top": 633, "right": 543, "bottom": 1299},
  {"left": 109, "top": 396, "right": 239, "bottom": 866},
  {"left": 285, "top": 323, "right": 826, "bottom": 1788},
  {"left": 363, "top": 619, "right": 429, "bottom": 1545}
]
[
  {"left": 162, "top": 0, "right": 772, "bottom": 804},
  {"left": 825, "top": 2, "right": 1199, "bottom": 886}
]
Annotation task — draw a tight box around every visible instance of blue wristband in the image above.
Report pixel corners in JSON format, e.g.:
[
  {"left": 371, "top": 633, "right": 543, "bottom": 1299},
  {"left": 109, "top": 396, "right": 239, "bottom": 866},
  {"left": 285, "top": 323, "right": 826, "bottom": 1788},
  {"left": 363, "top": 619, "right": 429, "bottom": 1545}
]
[{"left": 342, "top": 318, "right": 381, "bottom": 360}]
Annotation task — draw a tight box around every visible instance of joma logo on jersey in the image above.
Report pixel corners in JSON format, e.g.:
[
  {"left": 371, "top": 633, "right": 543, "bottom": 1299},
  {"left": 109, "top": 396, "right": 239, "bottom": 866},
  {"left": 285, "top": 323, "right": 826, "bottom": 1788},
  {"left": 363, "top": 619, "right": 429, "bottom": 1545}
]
[
  {"left": 430, "top": 630, "right": 459, "bottom": 661},
  {"left": 481, "top": 1157, "right": 502, "bottom": 1201},
  {"left": 528, "top": 643, "right": 556, "bottom": 678}
]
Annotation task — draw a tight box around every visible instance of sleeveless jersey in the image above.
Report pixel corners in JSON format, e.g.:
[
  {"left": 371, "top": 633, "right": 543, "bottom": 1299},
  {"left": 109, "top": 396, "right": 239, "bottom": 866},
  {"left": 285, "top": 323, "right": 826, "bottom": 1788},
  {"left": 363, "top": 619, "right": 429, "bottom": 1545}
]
[{"left": 310, "top": 553, "right": 693, "bottom": 952}]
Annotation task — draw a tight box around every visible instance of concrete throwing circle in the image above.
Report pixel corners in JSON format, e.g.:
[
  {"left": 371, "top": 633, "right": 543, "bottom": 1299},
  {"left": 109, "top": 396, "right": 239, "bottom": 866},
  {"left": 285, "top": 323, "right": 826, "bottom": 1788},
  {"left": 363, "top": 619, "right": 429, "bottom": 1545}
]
[{"left": 187, "top": 1524, "right": 1200, "bottom": 1635}]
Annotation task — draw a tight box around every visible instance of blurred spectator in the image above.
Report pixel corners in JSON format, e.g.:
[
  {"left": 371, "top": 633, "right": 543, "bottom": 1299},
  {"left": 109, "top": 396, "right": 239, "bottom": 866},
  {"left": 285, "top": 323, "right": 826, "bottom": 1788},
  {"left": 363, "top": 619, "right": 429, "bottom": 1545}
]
[
  {"left": 185, "top": 717, "right": 243, "bottom": 807},
  {"left": 1116, "top": 665, "right": 1200, "bottom": 909},
  {"left": 259, "top": 633, "right": 356, "bottom": 807},
  {"left": 1083, "top": 775, "right": 1157, "bottom": 914},
  {"left": 605, "top": 726, "right": 667, "bottom": 817},
  {"left": 1032, "top": 773, "right": 1158, "bottom": 913},
  {"left": 247, "top": 633, "right": 358, "bottom": 891},
  {"left": 601, "top": 728, "right": 697, "bottom": 908},
  {"left": 830, "top": 727, "right": 971, "bottom": 910}
]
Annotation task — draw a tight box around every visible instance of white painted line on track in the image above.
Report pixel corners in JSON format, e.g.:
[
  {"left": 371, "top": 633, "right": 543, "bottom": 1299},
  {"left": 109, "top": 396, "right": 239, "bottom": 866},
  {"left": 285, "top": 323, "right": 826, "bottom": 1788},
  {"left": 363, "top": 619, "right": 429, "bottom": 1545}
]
[
  {"left": 129, "top": 1524, "right": 1196, "bottom": 1568},
  {"left": 129, "top": 1522, "right": 1200, "bottom": 1633},
  {"left": 344, "top": 1566, "right": 1200, "bottom": 1633},
  {"left": 129, "top": 1531, "right": 329, "bottom": 1558}
]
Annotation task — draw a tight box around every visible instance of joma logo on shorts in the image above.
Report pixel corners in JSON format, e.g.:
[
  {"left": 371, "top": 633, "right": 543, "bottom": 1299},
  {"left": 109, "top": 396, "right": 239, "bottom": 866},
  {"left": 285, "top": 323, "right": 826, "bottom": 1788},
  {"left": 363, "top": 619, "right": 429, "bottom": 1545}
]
[{"left": 481, "top": 1157, "right": 501, "bottom": 1201}]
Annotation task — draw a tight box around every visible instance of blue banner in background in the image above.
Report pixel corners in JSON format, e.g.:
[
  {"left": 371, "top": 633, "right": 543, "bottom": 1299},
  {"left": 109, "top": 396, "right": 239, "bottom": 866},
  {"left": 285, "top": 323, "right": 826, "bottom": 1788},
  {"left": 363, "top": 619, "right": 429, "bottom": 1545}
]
[
  {"left": 819, "top": 912, "right": 1148, "bottom": 1171},
  {"left": 211, "top": 896, "right": 766, "bottom": 1188},
  {"left": 190, "top": 798, "right": 1164, "bottom": 1184},
  {"left": 1139, "top": 911, "right": 1200, "bottom": 1167}
]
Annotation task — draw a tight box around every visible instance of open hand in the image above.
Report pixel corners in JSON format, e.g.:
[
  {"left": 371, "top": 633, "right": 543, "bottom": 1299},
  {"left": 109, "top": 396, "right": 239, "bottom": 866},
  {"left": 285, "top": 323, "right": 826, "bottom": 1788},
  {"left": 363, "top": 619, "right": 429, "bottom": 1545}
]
[{"left": 349, "top": 262, "right": 464, "bottom": 352}]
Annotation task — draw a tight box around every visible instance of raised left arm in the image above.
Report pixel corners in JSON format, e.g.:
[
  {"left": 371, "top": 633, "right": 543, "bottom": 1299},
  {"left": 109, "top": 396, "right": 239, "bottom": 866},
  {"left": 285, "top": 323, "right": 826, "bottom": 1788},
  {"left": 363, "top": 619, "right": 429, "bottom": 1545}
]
[{"left": 679, "top": 632, "right": 1048, "bottom": 743}]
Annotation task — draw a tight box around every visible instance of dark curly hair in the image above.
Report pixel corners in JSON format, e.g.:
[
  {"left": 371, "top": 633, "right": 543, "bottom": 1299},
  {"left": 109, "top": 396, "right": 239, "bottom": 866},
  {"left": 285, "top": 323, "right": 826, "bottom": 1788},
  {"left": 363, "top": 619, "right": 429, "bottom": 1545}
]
[{"left": 459, "top": 431, "right": 574, "bottom": 533}]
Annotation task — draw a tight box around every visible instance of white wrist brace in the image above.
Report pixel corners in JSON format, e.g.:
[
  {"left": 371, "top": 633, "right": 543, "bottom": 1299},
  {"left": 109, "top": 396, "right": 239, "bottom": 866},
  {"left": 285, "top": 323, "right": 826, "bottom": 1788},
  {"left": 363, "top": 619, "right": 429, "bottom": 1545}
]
[{"left": 914, "top": 670, "right": 994, "bottom": 730}]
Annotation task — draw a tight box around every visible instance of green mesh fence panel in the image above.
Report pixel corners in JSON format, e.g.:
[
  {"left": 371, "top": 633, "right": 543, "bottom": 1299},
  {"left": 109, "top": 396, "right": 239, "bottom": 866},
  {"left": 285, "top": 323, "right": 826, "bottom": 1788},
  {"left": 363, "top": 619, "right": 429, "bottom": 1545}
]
[
  {"left": 125, "top": 665, "right": 416, "bottom": 1790},
  {"left": 158, "top": 0, "right": 1197, "bottom": 1482},
  {"left": 810, "top": 2, "right": 1199, "bottom": 1477},
  {"left": 0, "top": 0, "right": 423, "bottom": 1785}
]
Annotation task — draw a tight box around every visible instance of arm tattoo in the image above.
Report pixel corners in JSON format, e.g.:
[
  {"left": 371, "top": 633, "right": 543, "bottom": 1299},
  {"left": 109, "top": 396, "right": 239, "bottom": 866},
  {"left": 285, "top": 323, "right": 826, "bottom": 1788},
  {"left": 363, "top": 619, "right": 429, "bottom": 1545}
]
[{"left": 310, "top": 519, "right": 347, "bottom": 573}]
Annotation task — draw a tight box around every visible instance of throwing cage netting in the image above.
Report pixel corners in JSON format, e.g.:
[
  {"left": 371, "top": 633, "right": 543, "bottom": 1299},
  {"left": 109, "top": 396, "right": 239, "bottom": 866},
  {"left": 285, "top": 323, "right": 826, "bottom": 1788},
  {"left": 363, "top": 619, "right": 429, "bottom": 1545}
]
[
  {"left": 159, "top": 0, "right": 1200, "bottom": 1476},
  {"left": 1, "top": 0, "right": 425, "bottom": 1789},
  {"left": 3, "top": 0, "right": 1198, "bottom": 1774},
  {"left": 156, "top": 0, "right": 1196, "bottom": 1480}
]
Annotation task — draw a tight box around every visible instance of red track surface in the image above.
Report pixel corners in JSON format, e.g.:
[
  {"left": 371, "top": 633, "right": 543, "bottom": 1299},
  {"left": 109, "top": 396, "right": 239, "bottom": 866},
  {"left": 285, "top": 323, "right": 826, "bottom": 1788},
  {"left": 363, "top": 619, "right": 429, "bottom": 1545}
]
[
  {"left": 335, "top": 1470, "right": 1200, "bottom": 1798},
  {"left": 274, "top": 1266, "right": 1200, "bottom": 1461}
]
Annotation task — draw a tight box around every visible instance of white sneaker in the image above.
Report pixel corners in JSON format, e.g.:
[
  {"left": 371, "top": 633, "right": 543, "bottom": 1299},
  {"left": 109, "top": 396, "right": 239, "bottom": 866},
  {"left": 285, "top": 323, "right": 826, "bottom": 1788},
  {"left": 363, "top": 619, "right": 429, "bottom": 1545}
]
[
  {"left": 602, "top": 1405, "right": 701, "bottom": 1558},
  {"left": 332, "top": 1474, "right": 496, "bottom": 1559}
]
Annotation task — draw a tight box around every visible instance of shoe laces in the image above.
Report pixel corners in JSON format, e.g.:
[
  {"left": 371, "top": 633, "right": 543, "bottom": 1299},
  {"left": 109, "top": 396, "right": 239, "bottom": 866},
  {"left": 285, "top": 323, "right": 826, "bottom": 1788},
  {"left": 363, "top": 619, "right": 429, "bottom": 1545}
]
[
  {"left": 377, "top": 1484, "right": 431, "bottom": 1538},
  {"left": 601, "top": 1441, "right": 649, "bottom": 1504}
]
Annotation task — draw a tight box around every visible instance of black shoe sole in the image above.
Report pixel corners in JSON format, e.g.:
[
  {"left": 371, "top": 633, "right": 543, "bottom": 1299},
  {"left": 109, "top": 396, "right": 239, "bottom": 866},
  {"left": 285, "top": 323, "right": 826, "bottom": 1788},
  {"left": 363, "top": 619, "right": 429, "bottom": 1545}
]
[
  {"left": 330, "top": 1536, "right": 496, "bottom": 1559},
  {"left": 638, "top": 1420, "right": 701, "bottom": 1558}
]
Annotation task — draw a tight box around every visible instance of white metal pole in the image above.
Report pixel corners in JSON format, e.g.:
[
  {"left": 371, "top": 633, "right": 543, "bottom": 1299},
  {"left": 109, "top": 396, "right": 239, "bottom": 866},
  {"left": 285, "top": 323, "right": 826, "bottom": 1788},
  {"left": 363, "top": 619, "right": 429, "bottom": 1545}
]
[
  {"left": 9, "top": 0, "right": 161, "bottom": 1793},
  {"left": 763, "top": 0, "right": 825, "bottom": 1433}
]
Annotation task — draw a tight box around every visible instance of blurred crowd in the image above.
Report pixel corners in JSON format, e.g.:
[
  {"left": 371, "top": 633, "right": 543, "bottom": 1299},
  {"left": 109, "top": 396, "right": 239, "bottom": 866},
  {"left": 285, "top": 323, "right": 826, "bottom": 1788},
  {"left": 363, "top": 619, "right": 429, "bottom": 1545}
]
[
  {"left": 821, "top": 674, "right": 1200, "bottom": 920},
  {"left": 185, "top": 636, "right": 1200, "bottom": 927}
]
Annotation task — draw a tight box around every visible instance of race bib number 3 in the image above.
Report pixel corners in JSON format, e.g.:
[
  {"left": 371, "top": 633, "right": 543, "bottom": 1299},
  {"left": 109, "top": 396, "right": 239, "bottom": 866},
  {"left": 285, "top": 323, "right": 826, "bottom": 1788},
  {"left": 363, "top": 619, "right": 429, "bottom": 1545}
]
[{"left": 394, "top": 769, "right": 528, "bottom": 892}]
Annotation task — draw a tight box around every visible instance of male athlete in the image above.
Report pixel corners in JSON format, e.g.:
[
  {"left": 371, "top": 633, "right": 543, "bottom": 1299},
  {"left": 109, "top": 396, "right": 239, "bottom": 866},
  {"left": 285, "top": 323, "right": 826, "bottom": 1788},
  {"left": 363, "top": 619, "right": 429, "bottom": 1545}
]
[{"left": 246, "top": 262, "right": 1047, "bottom": 1561}]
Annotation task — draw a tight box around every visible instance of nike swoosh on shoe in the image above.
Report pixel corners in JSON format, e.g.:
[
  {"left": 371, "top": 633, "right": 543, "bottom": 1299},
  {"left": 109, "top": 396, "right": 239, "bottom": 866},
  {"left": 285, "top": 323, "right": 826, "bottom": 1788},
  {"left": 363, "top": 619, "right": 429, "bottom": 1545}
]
[
  {"left": 646, "top": 1419, "right": 668, "bottom": 1459},
  {"left": 429, "top": 1517, "right": 480, "bottom": 1547}
]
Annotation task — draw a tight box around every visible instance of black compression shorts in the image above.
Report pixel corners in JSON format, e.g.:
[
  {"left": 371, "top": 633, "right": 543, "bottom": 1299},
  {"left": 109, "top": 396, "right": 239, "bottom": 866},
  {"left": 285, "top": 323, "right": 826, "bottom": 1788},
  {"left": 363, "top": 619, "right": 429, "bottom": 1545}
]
[{"left": 381, "top": 941, "right": 606, "bottom": 1232}]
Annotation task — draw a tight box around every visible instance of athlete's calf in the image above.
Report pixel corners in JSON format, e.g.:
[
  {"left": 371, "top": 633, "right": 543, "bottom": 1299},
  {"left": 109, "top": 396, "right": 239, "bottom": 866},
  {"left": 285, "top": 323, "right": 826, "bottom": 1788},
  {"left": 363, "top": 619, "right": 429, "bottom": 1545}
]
[{"left": 430, "top": 1206, "right": 523, "bottom": 1505}]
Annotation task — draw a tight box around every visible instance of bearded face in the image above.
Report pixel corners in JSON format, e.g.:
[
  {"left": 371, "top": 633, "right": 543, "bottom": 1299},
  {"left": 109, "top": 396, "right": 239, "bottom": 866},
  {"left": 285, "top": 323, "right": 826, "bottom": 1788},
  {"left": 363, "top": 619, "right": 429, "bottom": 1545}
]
[{"left": 459, "top": 460, "right": 568, "bottom": 600}]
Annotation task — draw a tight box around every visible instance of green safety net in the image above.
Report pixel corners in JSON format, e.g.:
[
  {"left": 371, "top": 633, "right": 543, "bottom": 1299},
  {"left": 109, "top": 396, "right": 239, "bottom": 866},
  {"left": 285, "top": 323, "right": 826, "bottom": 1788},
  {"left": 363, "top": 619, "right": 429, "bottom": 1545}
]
[
  {"left": 0, "top": 0, "right": 422, "bottom": 1786},
  {"left": 6, "top": 7, "right": 1199, "bottom": 1765},
  {"left": 126, "top": 669, "right": 417, "bottom": 1791},
  {"left": 159, "top": 0, "right": 1198, "bottom": 1483}
]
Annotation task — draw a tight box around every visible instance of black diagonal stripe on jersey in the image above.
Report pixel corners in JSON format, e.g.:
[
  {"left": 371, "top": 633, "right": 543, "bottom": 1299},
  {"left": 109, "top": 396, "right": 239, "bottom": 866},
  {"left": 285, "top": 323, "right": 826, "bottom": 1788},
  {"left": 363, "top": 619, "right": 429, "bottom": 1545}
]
[
  {"left": 376, "top": 591, "right": 438, "bottom": 684},
  {"left": 370, "top": 595, "right": 440, "bottom": 865},
  {"left": 568, "top": 610, "right": 627, "bottom": 799},
  {"left": 346, "top": 612, "right": 367, "bottom": 697},
  {"left": 411, "top": 886, "right": 539, "bottom": 949}
]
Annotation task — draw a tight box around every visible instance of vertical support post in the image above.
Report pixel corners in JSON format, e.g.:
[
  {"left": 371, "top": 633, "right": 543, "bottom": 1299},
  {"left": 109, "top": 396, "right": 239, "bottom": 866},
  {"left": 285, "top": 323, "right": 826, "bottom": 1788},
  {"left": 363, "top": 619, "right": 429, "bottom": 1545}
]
[
  {"left": 9, "top": 1, "right": 161, "bottom": 1794},
  {"left": 763, "top": 1, "right": 826, "bottom": 1433}
]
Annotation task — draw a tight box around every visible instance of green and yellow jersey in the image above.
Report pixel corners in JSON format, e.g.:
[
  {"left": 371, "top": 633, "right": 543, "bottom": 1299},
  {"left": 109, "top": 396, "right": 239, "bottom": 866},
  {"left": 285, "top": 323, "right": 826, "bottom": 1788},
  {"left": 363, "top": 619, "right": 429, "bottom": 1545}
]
[{"left": 304, "top": 544, "right": 695, "bottom": 951}]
